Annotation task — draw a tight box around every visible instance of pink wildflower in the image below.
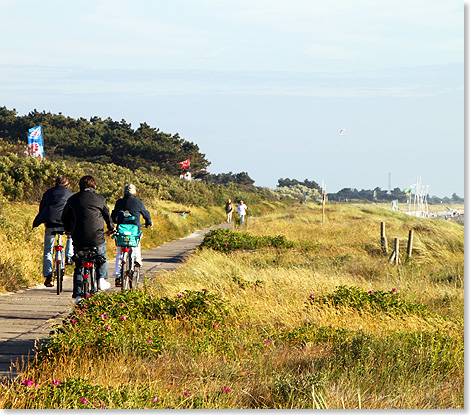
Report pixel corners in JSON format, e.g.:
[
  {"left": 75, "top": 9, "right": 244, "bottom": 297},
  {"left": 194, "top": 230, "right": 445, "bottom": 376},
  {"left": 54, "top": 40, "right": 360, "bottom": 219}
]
[
  {"left": 149, "top": 295, "right": 154, "bottom": 300},
  {"left": 153, "top": 396, "right": 158, "bottom": 403},
  {"left": 52, "top": 380, "right": 60, "bottom": 386},
  {"left": 202, "top": 288, "right": 207, "bottom": 293},
  {"left": 121, "top": 302, "right": 125, "bottom": 306},
  {"left": 184, "top": 392, "right": 190, "bottom": 397},
  {"left": 221, "top": 386, "right": 231, "bottom": 394},
  {"left": 392, "top": 288, "right": 397, "bottom": 292},
  {"left": 121, "top": 315, "right": 127, "bottom": 321},
  {"left": 368, "top": 290, "right": 374, "bottom": 294},
  {"left": 105, "top": 325, "right": 111, "bottom": 330},
  {"left": 213, "top": 323, "right": 219, "bottom": 328},
  {"left": 22, "top": 380, "right": 34, "bottom": 386},
  {"left": 81, "top": 398, "right": 87, "bottom": 404},
  {"left": 71, "top": 319, "right": 77, "bottom": 323},
  {"left": 78, "top": 312, "right": 84, "bottom": 316},
  {"left": 263, "top": 340, "right": 270, "bottom": 344},
  {"left": 309, "top": 294, "right": 314, "bottom": 299},
  {"left": 329, "top": 325, "right": 333, "bottom": 328},
  {"left": 86, "top": 294, "right": 92, "bottom": 298},
  {"left": 224, "top": 242, "right": 229, "bottom": 245},
  {"left": 146, "top": 339, "right": 152, "bottom": 343},
  {"left": 178, "top": 294, "right": 183, "bottom": 298}
]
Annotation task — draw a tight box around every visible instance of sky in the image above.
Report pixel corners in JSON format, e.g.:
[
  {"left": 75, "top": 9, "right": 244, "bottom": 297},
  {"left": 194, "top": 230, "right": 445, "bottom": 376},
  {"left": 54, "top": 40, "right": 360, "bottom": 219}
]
[{"left": 0, "top": 0, "right": 464, "bottom": 197}]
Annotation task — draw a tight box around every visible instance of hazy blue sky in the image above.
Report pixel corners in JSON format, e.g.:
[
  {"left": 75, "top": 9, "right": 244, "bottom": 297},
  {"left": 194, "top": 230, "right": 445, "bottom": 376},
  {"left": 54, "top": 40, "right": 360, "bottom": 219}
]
[{"left": 0, "top": 0, "right": 464, "bottom": 197}]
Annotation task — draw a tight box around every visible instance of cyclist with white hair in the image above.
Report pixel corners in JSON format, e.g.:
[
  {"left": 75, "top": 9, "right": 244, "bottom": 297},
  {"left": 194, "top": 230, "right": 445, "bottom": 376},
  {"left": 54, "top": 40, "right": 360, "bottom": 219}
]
[{"left": 111, "top": 184, "right": 153, "bottom": 287}]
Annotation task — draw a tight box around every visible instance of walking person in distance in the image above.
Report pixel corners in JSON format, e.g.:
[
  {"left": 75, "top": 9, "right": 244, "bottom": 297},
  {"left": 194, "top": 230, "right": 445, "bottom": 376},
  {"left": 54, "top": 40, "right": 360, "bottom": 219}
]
[
  {"left": 33, "top": 175, "right": 74, "bottom": 287},
  {"left": 225, "top": 199, "right": 234, "bottom": 223},
  {"left": 236, "top": 200, "right": 248, "bottom": 225}
]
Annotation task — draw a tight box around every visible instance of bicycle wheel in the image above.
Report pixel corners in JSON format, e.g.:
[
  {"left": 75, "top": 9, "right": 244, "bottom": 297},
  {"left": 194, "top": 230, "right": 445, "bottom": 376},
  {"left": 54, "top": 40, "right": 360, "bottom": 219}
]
[
  {"left": 133, "top": 265, "right": 140, "bottom": 290},
  {"left": 82, "top": 267, "right": 89, "bottom": 299},
  {"left": 121, "top": 252, "right": 131, "bottom": 291},
  {"left": 56, "top": 260, "right": 62, "bottom": 295},
  {"left": 90, "top": 264, "right": 97, "bottom": 295}
]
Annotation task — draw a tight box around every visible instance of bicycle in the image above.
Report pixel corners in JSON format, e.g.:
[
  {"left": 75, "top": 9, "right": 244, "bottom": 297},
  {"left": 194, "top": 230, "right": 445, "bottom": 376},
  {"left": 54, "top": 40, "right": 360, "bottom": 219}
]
[
  {"left": 51, "top": 230, "right": 66, "bottom": 295},
  {"left": 72, "top": 247, "right": 107, "bottom": 299},
  {"left": 112, "top": 224, "right": 142, "bottom": 291}
]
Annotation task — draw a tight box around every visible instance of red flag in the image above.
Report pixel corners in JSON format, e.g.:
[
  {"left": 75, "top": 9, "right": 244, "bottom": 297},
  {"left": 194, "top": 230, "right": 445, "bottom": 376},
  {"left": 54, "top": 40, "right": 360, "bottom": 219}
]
[{"left": 179, "top": 158, "right": 190, "bottom": 169}]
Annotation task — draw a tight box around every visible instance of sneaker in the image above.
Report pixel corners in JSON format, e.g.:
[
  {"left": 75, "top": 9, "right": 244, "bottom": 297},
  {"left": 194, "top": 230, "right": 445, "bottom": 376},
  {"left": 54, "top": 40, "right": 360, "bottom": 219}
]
[
  {"left": 99, "top": 278, "right": 111, "bottom": 290},
  {"left": 44, "top": 275, "right": 53, "bottom": 287},
  {"left": 74, "top": 296, "right": 82, "bottom": 305},
  {"left": 135, "top": 262, "right": 141, "bottom": 267},
  {"left": 115, "top": 277, "right": 122, "bottom": 287}
]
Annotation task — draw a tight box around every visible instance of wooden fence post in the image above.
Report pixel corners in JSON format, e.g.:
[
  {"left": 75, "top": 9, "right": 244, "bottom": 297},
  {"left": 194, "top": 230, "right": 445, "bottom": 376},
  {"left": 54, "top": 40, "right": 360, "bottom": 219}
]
[
  {"left": 380, "top": 222, "right": 388, "bottom": 255},
  {"left": 394, "top": 238, "right": 399, "bottom": 264},
  {"left": 407, "top": 230, "right": 414, "bottom": 259},
  {"left": 388, "top": 238, "right": 400, "bottom": 264}
]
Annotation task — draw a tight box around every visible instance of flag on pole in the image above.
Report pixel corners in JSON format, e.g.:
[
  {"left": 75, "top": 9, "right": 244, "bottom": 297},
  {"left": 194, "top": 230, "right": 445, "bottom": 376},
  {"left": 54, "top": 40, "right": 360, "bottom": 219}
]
[
  {"left": 178, "top": 158, "right": 190, "bottom": 169},
  {"left": 27, "top": 126, "right": 44, "bottom": 160}
]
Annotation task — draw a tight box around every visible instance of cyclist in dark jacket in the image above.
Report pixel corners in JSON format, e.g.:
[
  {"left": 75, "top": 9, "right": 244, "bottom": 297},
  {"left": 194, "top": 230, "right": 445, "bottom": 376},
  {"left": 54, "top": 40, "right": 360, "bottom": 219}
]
[
  {"left": 111, "top": 184, "right": 152, "bottom": 286},
  {"left": 61, "top": 175, "right": 115, "bottom": 303},
  {"left": 33, "top": 175, "right": 73, "bottom": 287}
]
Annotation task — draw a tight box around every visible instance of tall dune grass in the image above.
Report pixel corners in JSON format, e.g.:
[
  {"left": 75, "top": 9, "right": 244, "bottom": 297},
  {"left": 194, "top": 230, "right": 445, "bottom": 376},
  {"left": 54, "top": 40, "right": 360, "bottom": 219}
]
[{"left": 0, "top": 203, "right": 463, "bottom": 408}]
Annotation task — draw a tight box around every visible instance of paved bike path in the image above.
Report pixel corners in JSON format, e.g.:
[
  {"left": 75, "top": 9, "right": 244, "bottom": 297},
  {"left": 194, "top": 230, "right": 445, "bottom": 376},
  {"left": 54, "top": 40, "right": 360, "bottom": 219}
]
[{"left": 0, "top": 222, "right": 231, "bottom": 380}]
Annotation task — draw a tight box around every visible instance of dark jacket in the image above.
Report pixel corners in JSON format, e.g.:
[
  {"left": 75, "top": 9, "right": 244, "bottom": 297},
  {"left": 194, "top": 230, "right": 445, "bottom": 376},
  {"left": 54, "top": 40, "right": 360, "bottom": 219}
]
[
  {"left": 111, "top": 194, "right": 152, "bottom": 231},
  {"left": 61, "top": 188, "right": 114, "bottom": 249},
  {"left": 33, "top": 185, "right": 73, "bottom": 229}
]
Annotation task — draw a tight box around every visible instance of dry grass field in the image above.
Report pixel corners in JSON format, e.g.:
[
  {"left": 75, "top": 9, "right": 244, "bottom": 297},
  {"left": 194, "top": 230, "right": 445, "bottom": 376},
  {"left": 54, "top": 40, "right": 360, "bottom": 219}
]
[{"left": 0, "top": 202, "right": 464, "bottom": 409}]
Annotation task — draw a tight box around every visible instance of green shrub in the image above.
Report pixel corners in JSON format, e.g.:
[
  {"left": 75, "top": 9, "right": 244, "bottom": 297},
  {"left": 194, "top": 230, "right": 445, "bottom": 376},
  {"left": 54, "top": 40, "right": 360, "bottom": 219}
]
[
  {"left": 308, "top": 285, "right": 429, "bottom": 316},
  {"left": 199, "top": 229, "right": 295, "bottom": 252}
]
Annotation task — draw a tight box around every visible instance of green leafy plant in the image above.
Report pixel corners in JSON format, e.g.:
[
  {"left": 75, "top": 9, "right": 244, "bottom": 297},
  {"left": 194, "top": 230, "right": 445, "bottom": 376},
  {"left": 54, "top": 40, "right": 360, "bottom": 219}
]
[
  {"left": 200, "top": 229, "right": 295, "bottom": 252},
  {"left": 308, "top": 285, "right": 429, "bottom": 316}
]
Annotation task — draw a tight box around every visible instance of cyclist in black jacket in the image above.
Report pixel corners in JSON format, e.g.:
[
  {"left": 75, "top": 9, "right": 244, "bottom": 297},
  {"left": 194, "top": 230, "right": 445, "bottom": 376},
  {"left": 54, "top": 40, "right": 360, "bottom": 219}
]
[
  {"left": 33, "top": 175, "right": 74, "bottom": 287},
  {"left": 62, "top": 175, "right": 115, "bottom": 304},
  {"left": 111, "top": 184, "right": 152, "bottom": 286}
]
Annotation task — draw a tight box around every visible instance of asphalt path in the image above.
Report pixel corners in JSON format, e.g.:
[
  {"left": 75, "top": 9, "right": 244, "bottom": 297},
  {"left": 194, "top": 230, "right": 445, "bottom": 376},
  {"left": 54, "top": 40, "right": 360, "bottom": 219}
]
[{"left": 0, "top": 222, "right": 231, "bottom": 381}]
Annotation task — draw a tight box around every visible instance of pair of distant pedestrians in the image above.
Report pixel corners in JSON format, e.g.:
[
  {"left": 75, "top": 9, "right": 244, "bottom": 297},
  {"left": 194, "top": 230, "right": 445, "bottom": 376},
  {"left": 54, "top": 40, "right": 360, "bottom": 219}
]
[{"left": 225, "top": 199, "right": 248, "bottom": 224}]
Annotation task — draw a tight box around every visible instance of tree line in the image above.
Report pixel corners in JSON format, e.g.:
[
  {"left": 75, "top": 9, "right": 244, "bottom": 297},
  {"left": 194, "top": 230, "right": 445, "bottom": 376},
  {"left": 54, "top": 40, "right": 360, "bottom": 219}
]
[
  {"left": 0, "top": 106, "right": 210, "bottom": 178},
  {"left": 277, "top": 178, "right": 464, "bottom": 204}
]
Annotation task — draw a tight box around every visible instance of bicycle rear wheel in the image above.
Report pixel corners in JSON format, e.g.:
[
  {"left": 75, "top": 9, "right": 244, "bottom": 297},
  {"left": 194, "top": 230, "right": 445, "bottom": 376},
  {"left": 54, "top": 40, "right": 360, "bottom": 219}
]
[
  {"left": 121, "top": 252, "right": 132, "bottom": 291},
  {"left": 82, "top": 270, "right": 89, "bottom": 299},
  {"left": 56, "top": 261, "right": 63, "bottom": 295},
  {"left": 133, "top": 266, "right": 140, "bottom": 290},
  {"left": 90, "top": 264, "right": 98, "bottom": 295}
]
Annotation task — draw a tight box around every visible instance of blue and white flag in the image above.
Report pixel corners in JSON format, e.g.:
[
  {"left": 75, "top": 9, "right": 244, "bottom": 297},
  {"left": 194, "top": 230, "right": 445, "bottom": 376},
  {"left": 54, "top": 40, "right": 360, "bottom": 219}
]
[
  {"left": 27, "top": 125, "right": 44, "bottom": 159},
  {"left": 391, "top": 199, "right": 398, "bottom": 212}
]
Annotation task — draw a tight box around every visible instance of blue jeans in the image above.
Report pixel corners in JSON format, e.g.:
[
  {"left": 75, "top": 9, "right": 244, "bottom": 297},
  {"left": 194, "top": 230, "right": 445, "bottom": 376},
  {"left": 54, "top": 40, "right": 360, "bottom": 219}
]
[
  {"left": 72, "top": 241, "right": 108, "bottom": 298},
  {"left": 43, "top": 227, "right": 73, "bottom": 277}
]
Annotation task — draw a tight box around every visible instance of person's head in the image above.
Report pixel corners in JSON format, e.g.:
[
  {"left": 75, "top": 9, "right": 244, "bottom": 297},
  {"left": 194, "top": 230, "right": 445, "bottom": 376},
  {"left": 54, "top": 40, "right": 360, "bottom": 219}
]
[
  {"left": 240, "top": 200, "right": 244, "bottom": 204},
  {"left": 124, "top": 184, "right": 136, "bottom": 196},
  {"left": 79, "top": 175, "right": 96, "bottom": 191},
  {"left": 55, "top": 175, "right": 69, "bottom": 187},
  {"left": 227, "top": 199, "right": 231, "bottom": 203}
]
